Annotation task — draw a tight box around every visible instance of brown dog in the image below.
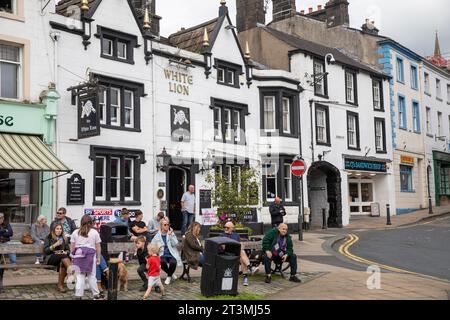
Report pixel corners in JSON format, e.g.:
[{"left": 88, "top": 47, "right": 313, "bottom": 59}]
[{"left": 103, "top": 262, "right": 129, "bottom": 292}]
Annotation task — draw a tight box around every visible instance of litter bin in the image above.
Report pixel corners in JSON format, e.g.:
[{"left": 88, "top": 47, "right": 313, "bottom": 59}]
[
  {"left": 100, "top": 223, "right": 129, "bottom": 260},
  {"left": 200, "top": 237, "right": 241, "bottom": 297}
]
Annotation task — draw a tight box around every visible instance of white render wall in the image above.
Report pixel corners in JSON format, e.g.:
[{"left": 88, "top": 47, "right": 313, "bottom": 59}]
[{"left": 290, "top": 52, "right": 395, "bottom": 225}]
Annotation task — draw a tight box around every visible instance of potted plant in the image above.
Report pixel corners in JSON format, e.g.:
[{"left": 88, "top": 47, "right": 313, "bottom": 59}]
[{"left": 205, "top": 166, "right": 260, "bottom": 239}]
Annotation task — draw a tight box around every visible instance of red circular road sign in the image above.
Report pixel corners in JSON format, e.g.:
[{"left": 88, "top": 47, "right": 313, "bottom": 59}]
[{"left": 291, "top": 159, "right": 307, "bottom": 177}]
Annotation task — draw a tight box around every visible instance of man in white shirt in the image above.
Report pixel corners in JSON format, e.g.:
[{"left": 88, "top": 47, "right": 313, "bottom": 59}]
[{"left": 180, "top": 185, "right": 196, "bottom": 235}]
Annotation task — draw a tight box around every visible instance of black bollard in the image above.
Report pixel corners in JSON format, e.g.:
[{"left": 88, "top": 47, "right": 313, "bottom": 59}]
[
  {"left": 322, "top": 209, "right": 327, "bottom": 229},
  {"left": 107, "top": 258, "right": 121, "bottom": 300},
  {"left": 386, "top": 204, "right": 392, "bottom": 226}
]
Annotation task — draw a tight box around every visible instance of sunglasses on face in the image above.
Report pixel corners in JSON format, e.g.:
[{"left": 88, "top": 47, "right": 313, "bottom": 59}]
[
  {"left": 57, "top": 212, "right": 65, "bottom": 215},
  {"left": 163, "top": 224, "right": 169, "bottom": 226}
]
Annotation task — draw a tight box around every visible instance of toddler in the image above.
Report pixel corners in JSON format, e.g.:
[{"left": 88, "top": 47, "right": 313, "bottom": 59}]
[{"left": 143, "top": 244, "right": 165, "bottom": 300}]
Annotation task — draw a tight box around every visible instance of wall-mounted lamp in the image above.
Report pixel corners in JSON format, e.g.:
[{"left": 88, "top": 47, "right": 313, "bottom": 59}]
[
  {"left": 201, "top": 152, "right": 216, "bottom": 173},
  {"left": 156, "top": 147, "right": 172, "bottom": 172},
  {"left": 80, "top": 0, "right": 92, "bottom": 50},
  {"left": 325, "top": 53, "right": 336, "bottom": 65}
]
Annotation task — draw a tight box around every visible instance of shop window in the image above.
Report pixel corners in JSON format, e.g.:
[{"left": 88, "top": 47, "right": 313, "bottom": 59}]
[
  {"left": 440, "top": 167, "right": 450, "bottom": 195},
  {"left": 215, "top": 59, "right": 241, "bottom": 88},
  {"left": 211, "top": 98, "right": 247, "bottom": 145},
  {"left": 98, "top": 26, "right": 137, "bottom": 64},
  {"left": 0, "top": 43, "right": 20, "bottom": 99},
  {"left": 0, "top": 172, "right": 39, "bottom": 224},
  {"left": 91, "top": 146, "right": 145, "bottom": 206},
  {"left": 95, "top": 74, "right": 144, "bottom": 131},
  {"left": 400, "top": 165, "right": 414, "bottom": 192}
]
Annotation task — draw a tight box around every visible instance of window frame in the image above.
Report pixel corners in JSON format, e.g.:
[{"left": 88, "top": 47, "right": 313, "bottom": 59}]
[
  {"left": 374, "top": 117, "right": 387, "bottom": 154},
  {"left": 313, "top": 58, "right": 328, "bottom": 98},
  {"left": 398, "top": 95, "right": 407, "bottom": 130},
  {"left": 123, "top": 89, "right": 134, "bottom": 128},
  {"left": 426, "top": 107, "right": 432, "bottom": 135},
  {"left": 396, "top": 56, "right": 405, "bottom": 83},
  {"left": 110, "top": 157, "right": 121, "bottom": 201},
  {"left": 262, "top": 156, "right": 299, "bottom": 206},
  {"left": 97, "top": 26, "right": 137, "bottom": 65},
  {"left": 315, "top": 104, "right": 331, "bottom": 146},
  {"left": 0, "top": 42, "right": 21, "bottom": 100},
  {"left": 91, "top": 146, "right": 145, "bottom": 206},
  {"left": 424, "top": 72, "right": 431, "bottom": 95},
  {"left": 211, "top": 97, "right": 248, "bottom": 145},
  {"left": 345, "top": 69, "right": 358, "bottom": 106},
  {"left": 371, "top": 77, "right": 384, "bottom": 111},
  {"left": 412, "top": 100, "right": 421, "bottom": 134},
  {"left": 438, "top": 111, "right": 443, "bottom": 137},
  {"left": 347, "top": 111, "right": 360, "bottom": 150},
  {"left": 282, "top": 97, "right": 291, "bottom": 134},
  {"left": 410, "top": 65, "right": 418, "bottom": 90},
  {"left": 214, "top": 59, "right": 242, "bottom": 89},
  {"left": 94, "top": 156, "right": 106, "bottom": 202},
  {"left": 400, "top": 164, "right": 414, "bottom": 193},
  {"left": 436, "top": 78, "right": 442, "bottom": 100}
]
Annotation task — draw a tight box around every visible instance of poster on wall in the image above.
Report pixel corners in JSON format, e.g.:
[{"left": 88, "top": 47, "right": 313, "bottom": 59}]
[
  {"left": 84, "top": 208, "right": 114, "bottom": 230},
  {"left": 201, "top": 208, "right": 218, "bottom": 226},
  {"left": 67, "top": 174, "right": 85, "bottom": 205},
  {"left": 171, "top": 105, "right": 190, "bottom": 142}
]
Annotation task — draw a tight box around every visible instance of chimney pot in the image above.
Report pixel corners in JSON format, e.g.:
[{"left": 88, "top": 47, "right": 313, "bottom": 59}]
[
  {"left": 300, "top": 10, "right": 305, "bottom": 15},
  {"left": 309, "top": 7, "right": 313, "bottom": 13},
  {"left": 318, "top": 5, "right": 322, "bottom": 10}
]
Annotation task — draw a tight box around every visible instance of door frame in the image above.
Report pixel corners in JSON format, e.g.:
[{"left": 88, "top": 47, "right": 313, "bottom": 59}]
[{"left": 348, "top": 178, "right": 375, "bottom": 215}]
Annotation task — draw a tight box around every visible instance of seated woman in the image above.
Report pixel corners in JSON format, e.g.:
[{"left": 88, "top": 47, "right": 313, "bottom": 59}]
[
  {"left": 31, "top": 215, "right": 50, "bottom": 264},
  {"left": 43, "top": 223, "right": 72, "bottom": 293},
  {"left": 151, "top": 217, "right": 181, "bottom": 285},
  {"left": 181, "top": 222, "right": 204, "bottom": 269}
]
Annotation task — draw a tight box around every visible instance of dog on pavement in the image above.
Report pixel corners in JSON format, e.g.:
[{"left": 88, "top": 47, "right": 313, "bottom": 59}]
[{"left": 103, "top": 261, "right": 129, "bottom": 292}]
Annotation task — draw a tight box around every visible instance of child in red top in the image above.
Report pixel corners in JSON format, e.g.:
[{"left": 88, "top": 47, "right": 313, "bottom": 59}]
[{"left": 143, "top": 244, "right": 165, "bottom": 300}]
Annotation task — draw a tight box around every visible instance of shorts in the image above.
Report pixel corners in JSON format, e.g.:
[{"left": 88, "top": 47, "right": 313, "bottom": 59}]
[{"left": 148, "top": 276, "right": 162, "bottom": 288}]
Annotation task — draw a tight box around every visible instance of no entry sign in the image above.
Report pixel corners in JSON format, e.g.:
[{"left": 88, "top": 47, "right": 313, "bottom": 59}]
[{"left": 291, "top": 159, "right": 307, "bottom": 177}]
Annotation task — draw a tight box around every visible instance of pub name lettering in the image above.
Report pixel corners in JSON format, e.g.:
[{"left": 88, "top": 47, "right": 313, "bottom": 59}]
[{"left": 164, "top": 69, "right": 193, "bottom": 96}]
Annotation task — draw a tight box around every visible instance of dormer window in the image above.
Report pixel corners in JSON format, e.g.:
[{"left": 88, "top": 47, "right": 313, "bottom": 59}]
[
  {"left": 215, "top": 59, "right": 241, "bottom": 88},
  {"left": 97, "top": 26, "right": 137, "bottom": 64}
]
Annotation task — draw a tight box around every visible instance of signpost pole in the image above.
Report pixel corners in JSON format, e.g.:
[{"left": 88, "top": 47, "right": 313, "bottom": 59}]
[{"left": 291, "top": 159, "right": 307, "bottom": 241}]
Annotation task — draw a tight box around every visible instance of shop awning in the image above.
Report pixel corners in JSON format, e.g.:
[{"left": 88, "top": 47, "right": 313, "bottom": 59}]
[{"left": 0, "top": 133, "right": 71, "bottom": 172}]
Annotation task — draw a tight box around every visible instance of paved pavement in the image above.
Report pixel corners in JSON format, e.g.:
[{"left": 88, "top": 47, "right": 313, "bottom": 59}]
[{"left": 349, "top": 216, "right": 450, "bottom": 281}]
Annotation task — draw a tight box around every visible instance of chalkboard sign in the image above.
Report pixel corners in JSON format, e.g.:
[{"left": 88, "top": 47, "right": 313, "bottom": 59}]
[
  {"left": 67, "top": 174, "right": 85, "bottom": 205},
  {"left": 199, "top": 190, "right": 212, "bottom": 214},
  {"left": 371, "top": 203, "right": 380, "bottom": 217}
]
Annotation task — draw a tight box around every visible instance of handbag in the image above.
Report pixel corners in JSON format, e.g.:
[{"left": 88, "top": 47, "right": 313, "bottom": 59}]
[{"left": 21, "top": 233, "right": 35, "bottom": 245}]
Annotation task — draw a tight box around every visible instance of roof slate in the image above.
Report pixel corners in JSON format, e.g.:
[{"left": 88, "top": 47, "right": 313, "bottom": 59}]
[{"left": 168, "top": 18, "right": 219, "bottom": 54}]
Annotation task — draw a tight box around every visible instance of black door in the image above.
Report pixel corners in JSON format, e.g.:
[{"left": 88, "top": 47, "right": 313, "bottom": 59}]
[{"left": 168, "top": 168, "right": 187, "bottom": 230}]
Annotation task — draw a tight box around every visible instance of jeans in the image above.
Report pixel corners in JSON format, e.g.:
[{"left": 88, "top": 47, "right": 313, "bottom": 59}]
[
  {"left": 263, "top": 254, "right": 298, "bottom": 275},
  {"left": 96, "top": 255, "right": 108, "bottom": 281},
  {"left": 181, "top": 211, "right": 195, "bottom": 235},
  {"left": 137, "top": 263, "right": 148, "bottom": 287},
  {"left": 8, "top": 254, "right": 16, "bottom": 265},
  {"left": 160, "top": 256, "right": 177, "bottom": 277}
]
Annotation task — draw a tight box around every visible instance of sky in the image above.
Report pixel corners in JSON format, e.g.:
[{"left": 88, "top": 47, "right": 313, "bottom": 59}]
[{"left": 155, "top": 0, "right": 450, "bottom": 58}]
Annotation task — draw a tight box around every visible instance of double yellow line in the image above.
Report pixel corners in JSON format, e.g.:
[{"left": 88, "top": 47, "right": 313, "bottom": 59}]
[{"left": 338, "top": 234, "right": 450, "bottom": 283}]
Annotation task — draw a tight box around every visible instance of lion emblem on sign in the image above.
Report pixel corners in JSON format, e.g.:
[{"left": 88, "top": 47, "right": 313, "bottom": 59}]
[
  {"left": 173, "top": 109, "right": 189, "bottom": 126},
  {"left": 81, "top": 100, "right": 96, "bottom": 119}
]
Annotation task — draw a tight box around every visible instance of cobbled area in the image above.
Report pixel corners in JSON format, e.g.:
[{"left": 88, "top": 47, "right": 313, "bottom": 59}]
[{"left": 1, "top": 271, "right": 326, "bottom": 300}]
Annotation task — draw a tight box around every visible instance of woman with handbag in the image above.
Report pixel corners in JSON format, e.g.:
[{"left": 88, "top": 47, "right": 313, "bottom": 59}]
[
  {"left": 31, "top": 215, "right": 50, "bottom": 264},
  {"left": 44, "top": 223, "right": 71, "bottom": 293}
]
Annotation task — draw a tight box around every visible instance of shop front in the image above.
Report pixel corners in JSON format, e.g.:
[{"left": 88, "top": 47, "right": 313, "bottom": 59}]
[
  {"left": 433, "top": 151, "right": 450, "bottom": 206},
  {"left": 0, "top": 90, "right": 70, "bottom": 232},
  {"left": 344, "top": 156, "right": 390, "bottom": 217}
]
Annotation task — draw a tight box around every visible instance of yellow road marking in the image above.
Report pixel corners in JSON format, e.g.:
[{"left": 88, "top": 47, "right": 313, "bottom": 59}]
[{"left": 337, "top": 234, "right": 450, "bottom": 283}]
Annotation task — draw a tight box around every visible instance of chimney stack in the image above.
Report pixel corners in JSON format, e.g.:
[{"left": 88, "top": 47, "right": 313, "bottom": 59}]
[
  {"left": 272, "top": 0, "right": 296, "bottom": 22},
  {"left": 236, "top": 0, "right": 266, "bottom": 33},
  {"left": 308, "top": 7, "right": 313, "bottom": 13},
  {"left": 325, "top": 0, "right": 349, "bottom": 28}
]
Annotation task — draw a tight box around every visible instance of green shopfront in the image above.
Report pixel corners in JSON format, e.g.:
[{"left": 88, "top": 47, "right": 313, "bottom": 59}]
[
  {"left": 0, "top": 90, "right": 70, "bottom": 231},
  {"left": 433, "top": 151, "right": 450, "bottom": 206}
]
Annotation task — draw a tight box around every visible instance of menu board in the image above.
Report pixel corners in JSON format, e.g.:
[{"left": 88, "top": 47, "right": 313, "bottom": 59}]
[{"left": 67, "top": 174, "right": 85, "bottom": 205}]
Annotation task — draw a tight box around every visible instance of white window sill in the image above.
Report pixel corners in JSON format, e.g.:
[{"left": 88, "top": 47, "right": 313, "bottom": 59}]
[{"left": 0, "top": 12, "right": 25, "bottom": 22}]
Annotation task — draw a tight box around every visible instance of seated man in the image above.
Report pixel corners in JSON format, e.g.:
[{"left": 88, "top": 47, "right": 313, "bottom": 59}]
[
  {"left": 219, "top": 221, "right": 258, "bottom": 286},
  {"left": 262, "top": 223, "right": 301, "bottom": 284},
  {"left": 129, "top": 210, "right": 152, "bottom": 242}
]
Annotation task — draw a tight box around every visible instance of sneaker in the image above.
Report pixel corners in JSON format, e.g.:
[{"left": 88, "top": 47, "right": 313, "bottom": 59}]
[
  {"left": 34, "top": 259, "right": 40, "bottom": 265},
  {"left": 171, "top": 274, "right": 177, "bottom": 280},
  {"left": 164, "top": 277, "right": 172, "bottom": 285},
  {"left": 243, "top": 276, "right": 249, "bottom": 286},
  {"left": 93, "top": 294, "right": 106, "bottom": 300},
  {"left": 249, "top": 266, "right": 259, "bottom": 276},
  {"left": 289, "top": 275, "right": 302, "bottom": 283},
  {"left": 265, "top": 275, "right": 271, "bottom": 284}
]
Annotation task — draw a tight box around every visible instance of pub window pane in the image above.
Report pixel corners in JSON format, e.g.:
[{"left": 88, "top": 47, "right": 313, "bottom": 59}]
[
  {"left": 224, "top": 109, "right": 232, "bottom": 141},
  {"left": 124, "top": 158, "right": 133, "bottom": 199},
  {"left": 117, "top": 41, "right": 127, "bottom": 59},
  {"left": 263, "top": 163, "right": 277, "bottom": 201},
  {"left": 214, "top": 107, "right": 222, "bottom": 139},
  {"left": 264, "top": 96, "right": 276, "bottom": 130},
  {"left": 282, "top": 97, "right": 291, "bottom": 134},
  {"left": 227, "top": 70, "right": 235, "bottom": 85},
  {"left": 124, "top": 90, "right": 134, "bottom": 127},
  {"left": 217, "top": 68, "right": 225, "bottom": 83},
  {"left": 98, "top": 88, "right": 106, "bottom": 124},
  {"left": 95, "top": 157, "right": 105, "bottom": 199},
  {"left": 102, "top": 38, "right": 113, "bottom": 56},
  {"left": 110, "top": 157, "right": 120, "bottom": 200},
  {"left": 346, "top": 72, "right": 354, "bottom": 103},
  {"left": 316, "top": 108, "right": 327, "bottom": 143},
  {"left": 440, "top": 167, "right": 450, "bottom": 195},
  {"left": 233, "top": 110, "right": 240, "bottom": 142},
  {"left": 110, "top": 87, "right": 121, "bottom": 126},
  {"left": 284, "top": 163, "right": 292, "bottom": 201}
]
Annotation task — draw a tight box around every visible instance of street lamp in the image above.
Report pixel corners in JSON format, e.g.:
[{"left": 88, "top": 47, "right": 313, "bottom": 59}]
[
  {"left": 156, "top": 147, "right": 171, "bottom": 172},
  {"left": 80, "top": 0, "right": 92, "bottom": 50}
]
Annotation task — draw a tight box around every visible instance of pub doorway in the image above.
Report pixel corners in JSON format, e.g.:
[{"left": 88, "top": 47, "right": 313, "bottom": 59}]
[{"left": 167, "top": 167, "right": 188, "bottom": 231}]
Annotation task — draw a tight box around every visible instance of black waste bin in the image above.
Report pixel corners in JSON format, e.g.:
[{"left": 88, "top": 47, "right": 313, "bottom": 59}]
[
  {"left": 100, "top": 223, "right": 129, "bottom": 260},
  {"left": 200, "top": 237, "right": 241, "bottom": 297}
]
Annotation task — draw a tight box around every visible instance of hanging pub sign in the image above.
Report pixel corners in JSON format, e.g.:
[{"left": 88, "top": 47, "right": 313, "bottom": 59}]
[
  {"left": 171, "top": 105, "right": 191, "bottom": 142},
  {"left": 67, "top": 173, "right": 85, "bottom": 205},
  {"left": 78, "top": 91, "right": 99, "bottom": 139}
]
